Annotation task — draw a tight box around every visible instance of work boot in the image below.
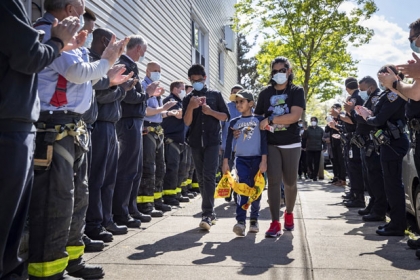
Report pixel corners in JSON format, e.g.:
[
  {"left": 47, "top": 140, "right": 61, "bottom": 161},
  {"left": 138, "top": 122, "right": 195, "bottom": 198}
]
[
  {"left": 82, "top": 235, "right": 104, "bottom": 252},
  {"left": 164, "top": 197, "right": 180, "bottom": 206},
  {"left": 85, "top": 226, "right": 113, "bottom": 243},
  {"left": 155, "top": 200, "right": 172, "bottom": 212},
  {"left": 131, "top": 210, "right": 153, "bottom": 222},
  {"left": 182, "top": 189, "right": 195, "bottom": 199},
  {"left": 67, "top": 258, "right": 104, "bottom": 279},
  {"left": 344, "top": 197, "right": 365, "bottom": 208},
  {"left": 177, "top": 194, "right": 190, "bottom": 203},
  {"left": 407, "top": 238, "right": 420, "bottom": 250},
  {"left": 138, "top": 206, "right": 163, "bottom": 218},
  {"left": 61, "top": 273, "right": 83, "bottom": 280},
  {"left": 113, "top": 214, "right": 141, "bottom": 228},
  {"left": 105, "top": 221, "right": 128, "bottom": 235}
]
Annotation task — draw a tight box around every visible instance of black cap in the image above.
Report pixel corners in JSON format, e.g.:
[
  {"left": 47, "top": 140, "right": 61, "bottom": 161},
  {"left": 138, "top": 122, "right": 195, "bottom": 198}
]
[
  {"left": 345, "top": 77, "right": 358, "bottom": 90},
  {"left": 235, "top": 90, "right": 254, "bottom": 101},
  {"left": 332, "top": 103, "right": 342, "bottom": 108}
]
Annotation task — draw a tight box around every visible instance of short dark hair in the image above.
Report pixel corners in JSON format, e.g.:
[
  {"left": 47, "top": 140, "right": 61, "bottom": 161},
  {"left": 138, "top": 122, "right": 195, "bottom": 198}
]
[
  {"left": 332, "top": 103, "right": 342, "bottom": 109},
  {"left": 409, "top": 18, "right": 420, "bottom": 34},
  {"left": 188, "top": 64, "right": 206, "bottom": 77},
  {"left": 92, "top": 28, "right": 113, "bottom": 44},
  {"left": 358, "top": 76, "right": 377, "bottom": 88},
  {"left": 44, "top": 0, "right": 75, "bottom": 12},
  {"left": 345, "top": 77, "right": 358, "bottom": 90},
  {"left": 83, "top": 7, "right": 96, "bottom": 21},
  {"left": 378, "top": 64, "right": 404, "bottom": 80},
  {"left": 310, "top": 116, "right": 318, "bottom": 122},
  {"left": 170, "top": 80, "right": 184, "bottom": 92}
]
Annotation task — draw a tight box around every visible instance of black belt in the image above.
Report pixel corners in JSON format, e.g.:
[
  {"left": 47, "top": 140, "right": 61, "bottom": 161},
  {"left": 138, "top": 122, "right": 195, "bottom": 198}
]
[{"left": 40, "top": 111, "right": 82, "bottom": 117}]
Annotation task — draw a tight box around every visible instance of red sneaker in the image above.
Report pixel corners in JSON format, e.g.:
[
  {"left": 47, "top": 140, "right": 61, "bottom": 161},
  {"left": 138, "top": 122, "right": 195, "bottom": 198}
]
[
  {"left": 284, "top": 211, "right": 294, "bottom": 231},
  {"left": 265, "top": 220, "right": 282, "bottom": 237}
]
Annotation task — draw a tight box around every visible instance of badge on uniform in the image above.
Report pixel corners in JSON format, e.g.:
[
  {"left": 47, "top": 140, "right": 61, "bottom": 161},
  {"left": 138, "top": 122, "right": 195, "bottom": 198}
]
[
  {"left": 371, "top": 96, "right": 379, "bottom": 105},
  {"left": 387, "top": 92, "right": 398, "bottom": 103},
  {"left": 349, "top": 98, "right": 357, "bottom": 104},
  {"left": 170, "top": 98, "right": 175, "bottom": 101}
]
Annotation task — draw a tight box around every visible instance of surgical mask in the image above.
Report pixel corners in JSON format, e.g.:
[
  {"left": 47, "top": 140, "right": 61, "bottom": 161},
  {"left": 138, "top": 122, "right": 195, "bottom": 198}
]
[
  {"left": 84, "top": 33, "right": 93, "bottom": 48},
  {"left": 311, "top": 121, "right": 317, "bottom": 126},
  {"left": 358, "top": 91, "right": 368, "bottom": 101},
  {"left": 138, "top": 55, "right": 145, "bottom": 63},
  {"left": 272, "top": 73, "right": 288, "bottom": 85},
  {"left": 150, "top": 72, "right": 161, "bottom": 82},
  {"left": 73, "top": 9, "right": 85, "bottom": 33},
  {"left": 379, "top": 84, "right": 386, "bottom": 91},
  {"left": 192, "top": 82, "right": 204, "bottom": 91},
  {"left": 179, "top": 90, "right": 186, "bottom": 100},
  {"left": 411, "top": 39, "right": 420, "bottom": 53},
  {"left": 298, "top": 123, "right": 303, "bottom": 127}
]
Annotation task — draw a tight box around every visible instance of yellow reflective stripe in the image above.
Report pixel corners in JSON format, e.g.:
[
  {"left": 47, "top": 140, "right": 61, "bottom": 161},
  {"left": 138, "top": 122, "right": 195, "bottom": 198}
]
[
  {"left": 163, "top": 189, "right": 178, "bottom": 195},
  {"left": 176, "top": 187, "right": 182, "bottom": 193},
  {"left": 186, "top": 179, "right": 192, "bottom": 185},
  {"left": 28, "top": 256, "right": 69, "bottom": 278},
  {"left": 137, "top": 196, "right": 154, "bottom": 203},
  {"left": 180, "top": 180, "right": 188, "bottom": 187},
  {"left": 154, "top": 192, "right": 162, "bottom": 199},
  {"left": 66, "top": 245, "right": 85, "bottom": 260},
  {"left": 191, "top": 183, "right": 199, "bottom": 189}
]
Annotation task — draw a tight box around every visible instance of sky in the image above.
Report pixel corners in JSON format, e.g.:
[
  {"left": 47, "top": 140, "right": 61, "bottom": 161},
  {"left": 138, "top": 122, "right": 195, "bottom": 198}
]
[{"left": 344, "top": 0, "right": 419, "bottom": 81}]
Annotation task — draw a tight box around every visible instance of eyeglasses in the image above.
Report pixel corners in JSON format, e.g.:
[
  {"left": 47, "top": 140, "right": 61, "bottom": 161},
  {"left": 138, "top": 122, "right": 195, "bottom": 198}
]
[
  {"left": 409, "top": 33, "right": 420, "bottom": 43},
  {"left": 271, "top": 68, "right": 288, "bottom": 75},
  {"left": 235, "top": 99, "right": 249, "bottom": 104},
  {"left": 190, "top": 78, "right": 205, "bottom": 83}
]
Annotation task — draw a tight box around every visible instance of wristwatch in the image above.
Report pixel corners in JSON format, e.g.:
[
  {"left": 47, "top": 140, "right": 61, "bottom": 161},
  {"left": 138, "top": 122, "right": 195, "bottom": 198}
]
[
  {"left": 268, "top": 115, "right": 274, "bottom": 125},
  {"left": 392, "top": 80, "right": 399, "bottom": 91}
]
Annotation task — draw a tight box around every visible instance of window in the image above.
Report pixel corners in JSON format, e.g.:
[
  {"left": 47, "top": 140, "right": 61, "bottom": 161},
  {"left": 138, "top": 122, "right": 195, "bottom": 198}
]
[
  {"left": 218, "top": 52, "right": 224, "bottom": 84},
  {"left": 191, "top": 20, "right": 207, "bottom": 67}
]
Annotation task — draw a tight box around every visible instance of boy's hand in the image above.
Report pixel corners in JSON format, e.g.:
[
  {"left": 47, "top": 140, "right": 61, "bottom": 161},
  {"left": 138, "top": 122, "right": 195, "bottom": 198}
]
[
  {"left": 188, "top": 96, "right": 201, "bottom": 109},
  {"left": 222, "top": 160, "right": 230, "bottom": 175},
  {"left": 201, "top": 104, "right": 213, "bottom": 115},
  {"left": 259, "top": 160, "right": 267, "bottom": 173}
]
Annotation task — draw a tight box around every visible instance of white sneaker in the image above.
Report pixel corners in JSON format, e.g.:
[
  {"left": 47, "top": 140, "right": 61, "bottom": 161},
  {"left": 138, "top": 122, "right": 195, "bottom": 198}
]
[
  {"left": 233, "top": 222, "right": 246, "bottom": 236},
  {"left": 199, "top": 216, "right": 212, "bottom": 230},
  {"left": 249, "top": 221, "right": 259, "bottom": 233}
]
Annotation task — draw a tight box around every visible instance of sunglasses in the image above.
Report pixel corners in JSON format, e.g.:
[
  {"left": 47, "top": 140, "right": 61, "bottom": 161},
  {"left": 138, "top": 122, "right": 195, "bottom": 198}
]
[
  {"left": 271, "top": 68, "right": 288, "bottom": 75},
  {"left": 409, "top": 33, "right": 420, "bottom": 43}
]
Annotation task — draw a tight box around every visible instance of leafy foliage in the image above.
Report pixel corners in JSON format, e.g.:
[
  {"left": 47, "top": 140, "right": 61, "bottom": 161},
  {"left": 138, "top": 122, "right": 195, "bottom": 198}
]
[
  {"left": 237, "top": 33, "right": 262, "bottom": 93},
  {"left": 234, "top": 0, "right": 377, "bottom": 104}
]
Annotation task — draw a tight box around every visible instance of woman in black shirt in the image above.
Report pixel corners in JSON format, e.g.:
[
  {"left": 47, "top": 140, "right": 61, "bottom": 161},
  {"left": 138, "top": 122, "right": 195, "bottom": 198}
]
[{"left": 255, "top": 57, "right": 306, "bottom": 237}]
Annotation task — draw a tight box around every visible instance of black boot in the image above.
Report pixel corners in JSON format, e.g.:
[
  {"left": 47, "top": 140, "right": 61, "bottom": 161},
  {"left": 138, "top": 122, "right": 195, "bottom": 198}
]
[
  {"left": 344, "top": 194, "right": 365, "bottom": 208},
  {"left": 82, "top": 234, "right": 105, "bottom": 252},
  {"left": 67, "top": 258, "right": 105, "bottom": 279},
  {"left": 155, "top": 198, "right": 172, "bottom": 212}
]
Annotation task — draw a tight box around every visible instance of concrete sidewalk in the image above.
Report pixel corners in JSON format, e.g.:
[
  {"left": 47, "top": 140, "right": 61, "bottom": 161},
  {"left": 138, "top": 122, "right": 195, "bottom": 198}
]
[{"left": 85, "top": 180, "right": 420, "bottom": 279}]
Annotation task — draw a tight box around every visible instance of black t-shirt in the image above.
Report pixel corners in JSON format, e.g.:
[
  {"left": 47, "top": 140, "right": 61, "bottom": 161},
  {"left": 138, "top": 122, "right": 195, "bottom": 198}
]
[
  {"left": 254, "top": 84, "right": 306, "bottom": 146},
  {"left": 161, "top": 93, "right": 184, "bottom": 144},
  {"left": 406, "top": 99, "right": 420, "bottom": 120}
]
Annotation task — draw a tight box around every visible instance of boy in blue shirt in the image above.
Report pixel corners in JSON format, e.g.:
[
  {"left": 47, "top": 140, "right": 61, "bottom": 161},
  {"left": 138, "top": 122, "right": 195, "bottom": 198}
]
[{"left": 222, "top": 90, "right": 268, "bottom": 236}]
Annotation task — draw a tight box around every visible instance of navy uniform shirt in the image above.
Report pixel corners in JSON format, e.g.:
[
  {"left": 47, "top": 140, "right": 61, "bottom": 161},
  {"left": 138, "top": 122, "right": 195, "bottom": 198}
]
[
  {"left": 352, "top": 88, "right": 381, "bottom": 136},
  {"left": 161, "top": 93, "right": 184, "bottom": 144},
  {"left": 182, "top": 87, "right": 230, "bottom": 148},
  {"left": 344, "top": 89, "right": 364, "bottom": 133},
  {"left": 406, "top": 99, "right": 420, "bottom": 120}
]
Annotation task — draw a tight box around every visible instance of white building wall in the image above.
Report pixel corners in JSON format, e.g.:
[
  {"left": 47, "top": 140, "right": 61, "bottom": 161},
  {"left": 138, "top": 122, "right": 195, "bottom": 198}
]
[{"left": 24, "top": 0, "right": 238, "bottom": 100}]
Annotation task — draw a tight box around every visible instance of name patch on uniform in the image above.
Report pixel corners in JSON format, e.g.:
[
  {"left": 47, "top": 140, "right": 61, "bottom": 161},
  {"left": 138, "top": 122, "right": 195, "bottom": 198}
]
[{"left": 387, "top": 92, "right": 398, "bottom": 103}]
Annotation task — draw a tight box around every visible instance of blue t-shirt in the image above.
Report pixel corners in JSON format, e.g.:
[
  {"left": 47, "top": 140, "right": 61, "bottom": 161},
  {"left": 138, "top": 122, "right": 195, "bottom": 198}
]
[{"left": 224, "top": 115, "right": 268, "bottom": 159}]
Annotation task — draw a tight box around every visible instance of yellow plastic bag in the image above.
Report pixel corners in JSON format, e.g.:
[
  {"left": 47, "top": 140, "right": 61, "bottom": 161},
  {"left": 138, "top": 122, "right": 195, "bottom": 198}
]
[
  {"left": 232, "top": 171, "right": 265, "bottom": 210},
  {"left": 214, "top": 172, "right": 233, "bottom": 198}
]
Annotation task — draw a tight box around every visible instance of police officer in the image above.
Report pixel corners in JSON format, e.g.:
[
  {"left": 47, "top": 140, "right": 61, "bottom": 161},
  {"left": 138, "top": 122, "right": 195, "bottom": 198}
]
[
  {"left": 358, "top": 65, "right": 408, "bottom": 236},
  {"left": 161, "top": 81, "right": 189, "bottom": 205},
  {"left": 29, "top": 1, "right": 127, "bottom": 278},
  {"left": 0, "top": 1, "right": 77, "bottom": 278},
  {"left": 331, "top": 77, "right": 366, "bottom": 208},
  {"left": 137, "top": 61, "right": 176, "bottom": 216},
  {"left": 351, "top": 76, "right": 387, "bottom": 221},
  {"left": 113, "top": 35, "right": 159, "bottom": 227}
]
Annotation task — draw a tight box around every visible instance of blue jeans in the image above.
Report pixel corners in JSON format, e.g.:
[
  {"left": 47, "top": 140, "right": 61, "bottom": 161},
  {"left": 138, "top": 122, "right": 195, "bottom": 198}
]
[{"left": 234, "top": 156, "right": 262, "bottom": 222}]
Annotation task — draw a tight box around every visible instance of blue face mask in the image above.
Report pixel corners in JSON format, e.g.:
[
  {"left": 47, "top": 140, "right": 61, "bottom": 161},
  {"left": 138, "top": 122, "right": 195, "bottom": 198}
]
[
  {"left": 192, "top": 82, "right": 204, "bottom": 91},
  {"left": 411, "top": 39, "right": 420, "bottom": 53}
]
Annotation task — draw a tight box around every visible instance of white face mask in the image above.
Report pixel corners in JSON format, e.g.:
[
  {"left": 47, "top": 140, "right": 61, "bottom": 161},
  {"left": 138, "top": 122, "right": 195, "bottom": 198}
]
[
  {"left": 73, "top": 9, "right": 84, "bottom": 33},
  {"left": 150, "top": 71, "right": 161, "bottom": 82},
  {"left": 272, "top": 73, "right": 288, "bottom": 85},
  {"left": 138, "top": 55, "right": 145, "bottom": 63},
  {"left": 379, "top": 84, "right": 386, "bottom": 91},
  {"left": 311, "top": 121, "right": 317, "bottom": 126},
  {"left": 84, "top": 33, "right": 93, "bottom": 48},
  {"left": 179, "top": 90, "right": 186, "bottom": 100},
  {"left": 298, "top": 123, "right": 303, "bottom": 127},
  {"left": 358, "top": 91, "right": 368, "bottom": 101}
]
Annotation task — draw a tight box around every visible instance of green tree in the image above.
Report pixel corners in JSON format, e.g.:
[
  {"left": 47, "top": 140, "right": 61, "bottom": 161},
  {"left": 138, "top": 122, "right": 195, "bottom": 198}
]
[
  {"left": 237, "top": 33, "right": 260, "bottom": 93},
  {"left": 234, "top": 0, "right": 377, "bottom": 104}
]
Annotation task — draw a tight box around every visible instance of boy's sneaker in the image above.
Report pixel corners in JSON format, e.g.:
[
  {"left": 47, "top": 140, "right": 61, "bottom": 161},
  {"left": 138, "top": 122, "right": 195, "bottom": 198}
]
[
  {"left": 249, "top": 220, "right": 259, "bottom": 233},
  {"left": 284, "top": 211, "right": 294, "bottom": 231},
  {"left": 233, "top": 221, "right": 246, "bottom": 236},
  {"left": 211, "top": 216, "right": 217, "bottom": 225},
  {"left": 265, "top": 221, "right": 282, "bottom": 238},
  {"left": 199, "top": 216, "right": 212, "bottom": 230}
]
